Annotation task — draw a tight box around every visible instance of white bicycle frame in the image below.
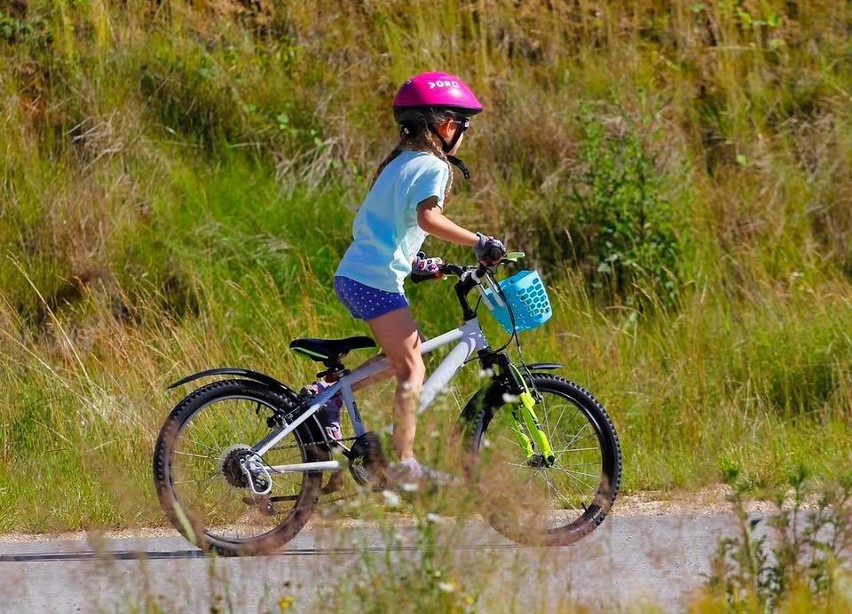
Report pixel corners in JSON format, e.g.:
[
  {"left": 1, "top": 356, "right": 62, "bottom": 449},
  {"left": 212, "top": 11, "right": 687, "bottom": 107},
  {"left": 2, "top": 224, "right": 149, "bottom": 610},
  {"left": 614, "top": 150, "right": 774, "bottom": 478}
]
[{"left": 253, "top": 317, "right": 492, "bottom": 476}]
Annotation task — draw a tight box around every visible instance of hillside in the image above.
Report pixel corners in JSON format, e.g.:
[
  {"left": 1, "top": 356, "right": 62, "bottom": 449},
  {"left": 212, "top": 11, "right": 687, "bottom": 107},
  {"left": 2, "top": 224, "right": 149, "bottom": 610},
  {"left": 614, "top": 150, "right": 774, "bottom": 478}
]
[{"left": 0, "top": 0, "right": 849, "bottom": 531}]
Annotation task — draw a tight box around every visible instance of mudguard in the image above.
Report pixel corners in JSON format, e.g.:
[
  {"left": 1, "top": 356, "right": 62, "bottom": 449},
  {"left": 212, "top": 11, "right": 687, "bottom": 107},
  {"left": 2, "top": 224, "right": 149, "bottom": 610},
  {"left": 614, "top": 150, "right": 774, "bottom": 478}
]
[
  {"left": 168, "top": 367, "right": 293, "bottom": 394},
  {"left": 458, "top": 362, "right": 563, "bottom": 427},
  {"left": 167, "top": 368, "right": 330, "bottom": 446},
  {"left": 524, "top": 362, "right": 562, "bottom": 371}
]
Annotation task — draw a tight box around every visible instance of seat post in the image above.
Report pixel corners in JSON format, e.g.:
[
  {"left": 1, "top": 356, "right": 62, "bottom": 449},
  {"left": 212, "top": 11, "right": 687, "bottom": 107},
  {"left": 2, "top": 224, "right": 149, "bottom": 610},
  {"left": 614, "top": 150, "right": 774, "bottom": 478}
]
[{"left": 317, "top": 363, "right": 348, "bottom": 382}]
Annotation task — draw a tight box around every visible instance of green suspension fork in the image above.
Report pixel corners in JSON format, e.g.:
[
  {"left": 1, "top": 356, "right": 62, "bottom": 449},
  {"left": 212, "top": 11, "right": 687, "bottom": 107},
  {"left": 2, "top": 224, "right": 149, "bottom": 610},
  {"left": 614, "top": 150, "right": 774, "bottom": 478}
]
[{"left": 507, "top": 365, "right": 555, "bottom": 467}]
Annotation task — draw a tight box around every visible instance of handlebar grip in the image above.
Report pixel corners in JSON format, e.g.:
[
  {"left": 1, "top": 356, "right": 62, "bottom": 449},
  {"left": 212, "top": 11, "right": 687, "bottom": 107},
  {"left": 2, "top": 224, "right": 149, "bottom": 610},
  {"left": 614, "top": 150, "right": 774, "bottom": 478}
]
[{"left": 483, "top": 245, "right": 506, "bottom": 263}]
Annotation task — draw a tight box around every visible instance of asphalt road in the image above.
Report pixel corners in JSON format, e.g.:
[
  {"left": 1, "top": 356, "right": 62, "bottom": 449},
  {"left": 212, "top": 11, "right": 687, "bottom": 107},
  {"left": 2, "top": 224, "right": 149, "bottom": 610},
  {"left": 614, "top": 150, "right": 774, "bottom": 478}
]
[{"left": 0, "top": 513, "right": 736, "bottom": 613}]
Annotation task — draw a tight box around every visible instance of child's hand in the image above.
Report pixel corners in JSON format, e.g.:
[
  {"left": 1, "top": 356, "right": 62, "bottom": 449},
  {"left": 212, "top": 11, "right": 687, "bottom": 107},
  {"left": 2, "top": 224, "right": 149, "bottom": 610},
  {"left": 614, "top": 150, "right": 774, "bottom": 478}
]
[
  {"left": 474, "top": 233, "right": 506, "bottom": 265},
  {"left": 412, "top": 252, "right": 445, "bottom": 281}
]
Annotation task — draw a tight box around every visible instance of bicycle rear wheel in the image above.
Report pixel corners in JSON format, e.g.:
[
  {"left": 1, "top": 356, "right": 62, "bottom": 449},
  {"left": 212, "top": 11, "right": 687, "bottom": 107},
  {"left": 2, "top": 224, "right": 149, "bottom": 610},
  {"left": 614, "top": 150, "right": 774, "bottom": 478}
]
[
  {"left": 467, "top": 373, "right": 622, "bottom": 546},
  {"left": 153, "top": 379, "right": 327, "bottom": 556}
]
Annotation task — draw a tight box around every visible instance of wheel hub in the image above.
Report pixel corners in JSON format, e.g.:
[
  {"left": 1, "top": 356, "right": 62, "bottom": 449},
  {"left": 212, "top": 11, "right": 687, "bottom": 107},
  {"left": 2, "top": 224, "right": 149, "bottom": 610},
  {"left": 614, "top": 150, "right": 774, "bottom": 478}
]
[{"left": 525, "top": 453, "right": 554, "bottom": 468}]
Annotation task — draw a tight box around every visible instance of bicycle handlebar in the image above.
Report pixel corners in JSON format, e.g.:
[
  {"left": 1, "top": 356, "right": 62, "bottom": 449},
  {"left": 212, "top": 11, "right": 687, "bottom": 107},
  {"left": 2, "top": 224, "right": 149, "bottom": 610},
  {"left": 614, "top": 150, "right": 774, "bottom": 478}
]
[
  {"left": 439, "top": 262, "right": 483, "bottom": 278},
  {"left": 411, "top": 252, "right": 518, "bottom": 283},
  {"left": 419, "top": 256, "right": 519, "bottom": 321},
  {"left": 440, "top": 253, "right": 518, "bottom": 278},
  {"left": 409, "top": 260, "right": 487, "bottom": 285}
]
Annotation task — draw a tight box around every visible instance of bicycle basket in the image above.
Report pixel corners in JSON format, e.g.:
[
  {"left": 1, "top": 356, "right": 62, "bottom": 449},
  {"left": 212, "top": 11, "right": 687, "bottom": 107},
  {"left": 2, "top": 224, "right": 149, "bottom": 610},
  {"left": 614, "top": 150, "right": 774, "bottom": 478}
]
[{"left": 483, "top": 269, "right": 552, "bottom": 333}]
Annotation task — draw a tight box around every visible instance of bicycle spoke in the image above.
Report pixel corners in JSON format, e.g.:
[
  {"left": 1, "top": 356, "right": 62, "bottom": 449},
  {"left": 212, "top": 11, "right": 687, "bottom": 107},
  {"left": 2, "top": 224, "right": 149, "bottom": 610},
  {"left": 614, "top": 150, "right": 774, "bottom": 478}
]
[
  {"left": 544, "top": 401, "right": 568, "bottom": 437},
  {"left": 536, "top": 469, "right": 577, "bottom": 510},
  {"left": 172, "top": 473, "right": 218, "bottom": 486},
  {"left": 165, "top": 393, "right": 314, "bottom": 539},
  {"left": 553, "top": 443, "right": 598, "bottom": 464},
  {"left": 559, "top": 466, "right": 599, "bottom": 495},
  {"left": 178, "top": 435, "right": 221, "bottom": 457},
  {"left": 473, "top": 374, "right": 622, "bottom": 543},
  {"left": 560, "top": 421, "right": 592, "bottom": 452},
  {"left": 173, "top": 450, "right": 219, "bottom": 460},
  {"left": 198, "top": 414, "right": 223, "bottom": 449}
]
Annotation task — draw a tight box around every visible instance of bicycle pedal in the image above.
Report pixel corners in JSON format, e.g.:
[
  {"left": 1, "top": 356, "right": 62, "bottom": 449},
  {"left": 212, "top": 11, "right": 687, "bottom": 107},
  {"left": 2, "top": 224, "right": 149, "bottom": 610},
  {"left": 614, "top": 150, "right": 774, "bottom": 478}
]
[{"left": 321, "top": 470, "right": 345, "bottom": 495}]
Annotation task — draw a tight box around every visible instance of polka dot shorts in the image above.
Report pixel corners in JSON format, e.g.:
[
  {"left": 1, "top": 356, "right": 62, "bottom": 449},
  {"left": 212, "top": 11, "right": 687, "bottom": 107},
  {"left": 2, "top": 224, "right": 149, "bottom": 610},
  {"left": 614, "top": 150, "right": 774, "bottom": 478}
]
[{"left": 334, "top": 276, "right": 409, "bottom": 321}]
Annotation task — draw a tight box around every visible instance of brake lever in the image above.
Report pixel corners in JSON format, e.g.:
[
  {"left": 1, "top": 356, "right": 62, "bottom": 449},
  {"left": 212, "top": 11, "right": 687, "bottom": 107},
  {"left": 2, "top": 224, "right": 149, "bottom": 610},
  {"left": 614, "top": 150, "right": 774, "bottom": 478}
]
[{"left": 503, "top": 251, "right": 526, "bottom": 263}]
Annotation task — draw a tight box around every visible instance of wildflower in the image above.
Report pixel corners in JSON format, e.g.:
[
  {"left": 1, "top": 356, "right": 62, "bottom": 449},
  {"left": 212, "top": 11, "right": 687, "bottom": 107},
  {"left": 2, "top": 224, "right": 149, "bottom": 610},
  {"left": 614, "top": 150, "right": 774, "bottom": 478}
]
[{"left": 382, "top": 489, "right": 402, "bottom": 507}]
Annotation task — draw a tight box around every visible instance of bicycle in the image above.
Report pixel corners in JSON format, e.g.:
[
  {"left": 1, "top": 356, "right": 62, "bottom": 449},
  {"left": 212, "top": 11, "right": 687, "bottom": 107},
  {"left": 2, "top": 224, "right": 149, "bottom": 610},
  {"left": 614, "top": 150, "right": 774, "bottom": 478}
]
[{"left": 152, "top": 253, "right": 622, "bottom": 556}]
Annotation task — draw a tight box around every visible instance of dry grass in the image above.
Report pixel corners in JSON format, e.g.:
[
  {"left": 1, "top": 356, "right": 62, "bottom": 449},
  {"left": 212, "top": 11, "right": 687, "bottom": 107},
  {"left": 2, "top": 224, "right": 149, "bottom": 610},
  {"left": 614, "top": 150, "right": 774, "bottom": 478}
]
[{"left": 0, "top": 0, "right": 848, "bottom": 541}]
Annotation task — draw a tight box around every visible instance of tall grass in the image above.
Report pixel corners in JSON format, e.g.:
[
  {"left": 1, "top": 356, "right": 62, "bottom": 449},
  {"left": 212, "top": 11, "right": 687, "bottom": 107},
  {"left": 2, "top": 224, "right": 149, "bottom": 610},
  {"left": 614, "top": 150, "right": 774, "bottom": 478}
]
[{"left": 0, "top": 0, "right": 850, "bottom": 532}]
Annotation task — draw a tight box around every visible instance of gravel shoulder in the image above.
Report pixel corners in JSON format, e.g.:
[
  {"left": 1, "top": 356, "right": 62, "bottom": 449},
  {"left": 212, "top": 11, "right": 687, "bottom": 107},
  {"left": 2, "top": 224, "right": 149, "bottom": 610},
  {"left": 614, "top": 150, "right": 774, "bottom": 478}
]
[{"left": 0, "top": 484, "right": 783, "bottom": 545}]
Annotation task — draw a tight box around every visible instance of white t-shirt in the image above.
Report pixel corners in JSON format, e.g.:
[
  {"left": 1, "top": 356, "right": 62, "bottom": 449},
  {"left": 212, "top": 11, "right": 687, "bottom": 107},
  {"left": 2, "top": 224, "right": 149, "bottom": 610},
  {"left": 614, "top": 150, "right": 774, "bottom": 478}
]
[{"left": 336, "top": 151, "right": 450, "bottom": 293}]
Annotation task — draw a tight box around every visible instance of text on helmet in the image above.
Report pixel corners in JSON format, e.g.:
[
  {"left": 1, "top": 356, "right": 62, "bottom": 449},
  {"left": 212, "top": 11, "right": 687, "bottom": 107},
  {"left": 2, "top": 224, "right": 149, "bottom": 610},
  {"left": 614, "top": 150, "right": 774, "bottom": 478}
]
[{"left": 428, "top": 80, "right": 461, "bottom": 89}]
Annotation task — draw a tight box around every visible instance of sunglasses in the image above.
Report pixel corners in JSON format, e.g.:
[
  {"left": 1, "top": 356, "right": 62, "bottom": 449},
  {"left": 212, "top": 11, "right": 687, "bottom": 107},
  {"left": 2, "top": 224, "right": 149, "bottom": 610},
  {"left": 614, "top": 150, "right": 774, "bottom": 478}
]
[{"left": 452, "top": 117, "right": 471, "bottom": 132}]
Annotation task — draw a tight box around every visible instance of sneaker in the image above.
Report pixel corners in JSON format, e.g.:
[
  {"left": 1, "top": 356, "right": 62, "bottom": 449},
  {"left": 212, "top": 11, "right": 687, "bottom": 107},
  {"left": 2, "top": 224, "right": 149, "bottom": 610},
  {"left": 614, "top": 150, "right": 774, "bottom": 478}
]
[
  {"left": 305, "top": 381, "right": 343, "bottom": 443},
  {"left": 386, "top": 458, "right": 458, "bottom": 488}
]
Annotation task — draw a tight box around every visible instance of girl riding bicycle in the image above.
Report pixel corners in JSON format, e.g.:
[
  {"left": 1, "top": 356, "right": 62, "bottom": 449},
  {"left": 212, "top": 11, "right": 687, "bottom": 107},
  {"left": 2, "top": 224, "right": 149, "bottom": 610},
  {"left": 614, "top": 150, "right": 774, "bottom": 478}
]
[
  {"left": 154, "top": 72, "right": 622, "bottom": 550},
  {"left": 332, "top": 71, "right": 505, "bottom": 481}
]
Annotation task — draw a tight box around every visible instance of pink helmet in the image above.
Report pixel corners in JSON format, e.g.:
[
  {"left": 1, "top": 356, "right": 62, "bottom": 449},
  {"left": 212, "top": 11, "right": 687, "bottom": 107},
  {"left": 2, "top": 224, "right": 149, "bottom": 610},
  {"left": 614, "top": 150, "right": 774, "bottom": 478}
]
[{"left": 392, "top": 72, "right": 483, "bottom": 116}]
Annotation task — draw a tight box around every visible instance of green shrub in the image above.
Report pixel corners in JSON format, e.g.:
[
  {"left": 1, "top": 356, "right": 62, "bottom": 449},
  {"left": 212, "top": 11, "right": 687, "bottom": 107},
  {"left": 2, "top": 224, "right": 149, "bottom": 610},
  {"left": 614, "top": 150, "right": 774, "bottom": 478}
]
[
  {"left": 533, "top": 110, "right": 685, "bottom": 310},
  {"left": 0, "top": 13, "right": 49, "bottom": 45}
]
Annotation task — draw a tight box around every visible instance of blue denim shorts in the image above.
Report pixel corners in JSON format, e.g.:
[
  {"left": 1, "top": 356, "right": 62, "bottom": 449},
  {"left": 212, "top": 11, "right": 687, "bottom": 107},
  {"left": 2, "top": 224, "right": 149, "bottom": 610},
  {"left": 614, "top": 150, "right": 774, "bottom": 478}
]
[{"left": 334, "top": 276, "right": 409, "bottom": 321}]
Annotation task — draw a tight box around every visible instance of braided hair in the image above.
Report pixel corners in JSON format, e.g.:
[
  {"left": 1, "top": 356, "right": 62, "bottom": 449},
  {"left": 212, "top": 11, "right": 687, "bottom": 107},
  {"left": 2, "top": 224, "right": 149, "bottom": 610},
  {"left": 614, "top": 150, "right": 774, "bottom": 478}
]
[{"left": 370, "top": 107, "right": 456, "bottom": 197}]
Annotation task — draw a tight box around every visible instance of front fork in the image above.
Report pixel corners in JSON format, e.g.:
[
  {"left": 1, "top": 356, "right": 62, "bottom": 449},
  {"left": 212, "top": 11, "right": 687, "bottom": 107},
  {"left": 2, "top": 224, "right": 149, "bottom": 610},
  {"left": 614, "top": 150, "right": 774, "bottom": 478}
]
[
  {"left": 512, "top": 390, "right": 556, "bottom": 467},
  {"left": 487, "top": 354, "right": 556, "bottom": 467}
]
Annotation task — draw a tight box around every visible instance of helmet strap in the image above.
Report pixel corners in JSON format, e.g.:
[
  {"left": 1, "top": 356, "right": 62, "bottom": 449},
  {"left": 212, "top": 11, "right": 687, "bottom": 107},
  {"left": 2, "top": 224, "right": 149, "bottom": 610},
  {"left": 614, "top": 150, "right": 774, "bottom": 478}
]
[
  {"left": 428, "top": 121, "right": 467, "bottom": 154},
  {"left": 447, "top": 155, "right": 471, "bottom": 180},
  {"left": 426, "top": 123, "right": 451, "bottom": 151},
  {"left": 427, "top": 123, "right": 471, "bottom": 180}
]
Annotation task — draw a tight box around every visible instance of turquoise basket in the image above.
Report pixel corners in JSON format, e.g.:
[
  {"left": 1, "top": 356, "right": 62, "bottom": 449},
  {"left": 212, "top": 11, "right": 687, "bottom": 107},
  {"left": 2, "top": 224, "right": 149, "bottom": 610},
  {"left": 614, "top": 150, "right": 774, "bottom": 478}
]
[{"left": 483, "top": 269, "right": 552, "bottom": 333}]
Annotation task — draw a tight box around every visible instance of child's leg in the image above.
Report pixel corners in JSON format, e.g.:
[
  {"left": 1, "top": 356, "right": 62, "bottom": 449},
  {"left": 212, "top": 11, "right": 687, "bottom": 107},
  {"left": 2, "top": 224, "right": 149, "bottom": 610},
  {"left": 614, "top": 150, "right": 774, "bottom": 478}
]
[
  {"left": 365, "top": 306, "right": 425, "bottom": 462},
  {"left": 350, "top": 354, "right": 394, "bottom": 391},
  {"left": 350, "top": 329, "right": 427, "bottom": 392}
]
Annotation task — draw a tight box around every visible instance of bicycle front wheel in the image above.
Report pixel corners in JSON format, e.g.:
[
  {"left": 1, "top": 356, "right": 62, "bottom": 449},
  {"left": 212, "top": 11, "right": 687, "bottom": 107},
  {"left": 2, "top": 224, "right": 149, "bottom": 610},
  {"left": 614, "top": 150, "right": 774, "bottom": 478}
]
[
  {"left": 153, "top": 379, "right": 327, "bottom": 556},
  {"left": 467, "top": 373, "right": 622, "bottom": 546}
]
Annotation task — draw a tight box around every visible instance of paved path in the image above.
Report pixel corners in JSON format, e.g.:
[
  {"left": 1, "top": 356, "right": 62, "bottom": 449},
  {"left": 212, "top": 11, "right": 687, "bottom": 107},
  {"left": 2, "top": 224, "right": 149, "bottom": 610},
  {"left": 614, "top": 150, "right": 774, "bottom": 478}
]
[{"left": 0, "top": 514, "right": 735, "bottom": 613}]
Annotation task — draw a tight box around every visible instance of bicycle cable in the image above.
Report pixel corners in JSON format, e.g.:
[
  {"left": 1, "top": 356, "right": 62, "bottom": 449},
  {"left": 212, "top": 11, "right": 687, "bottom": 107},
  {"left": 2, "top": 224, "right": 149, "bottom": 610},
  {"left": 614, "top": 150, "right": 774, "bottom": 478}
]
[
  {"left": 494, "top": 276, "right": 523, "bottom": 356},
  {"left": 463, "top": 265, "right": 521, "bottom": 363}
]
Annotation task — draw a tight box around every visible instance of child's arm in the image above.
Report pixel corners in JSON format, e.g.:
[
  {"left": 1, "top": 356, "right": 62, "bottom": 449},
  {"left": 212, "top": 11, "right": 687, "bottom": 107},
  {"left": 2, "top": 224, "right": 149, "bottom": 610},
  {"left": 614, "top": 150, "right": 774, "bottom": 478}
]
[{"left": 417, "top": 197, "right": 479, "bottom": 246}]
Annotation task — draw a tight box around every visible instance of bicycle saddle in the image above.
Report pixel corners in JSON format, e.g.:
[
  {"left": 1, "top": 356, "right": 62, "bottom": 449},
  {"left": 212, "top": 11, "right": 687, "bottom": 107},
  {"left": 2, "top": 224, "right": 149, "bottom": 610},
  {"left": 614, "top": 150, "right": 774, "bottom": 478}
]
[{"left": 289, "top": 336, "right": 376, "bottom": 365}]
